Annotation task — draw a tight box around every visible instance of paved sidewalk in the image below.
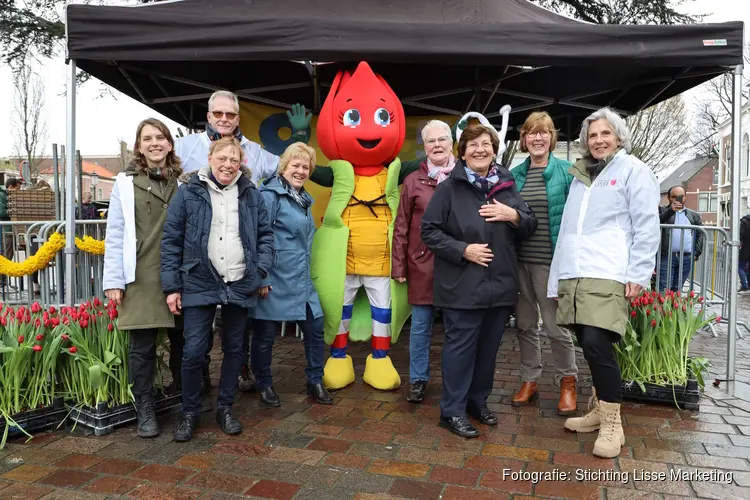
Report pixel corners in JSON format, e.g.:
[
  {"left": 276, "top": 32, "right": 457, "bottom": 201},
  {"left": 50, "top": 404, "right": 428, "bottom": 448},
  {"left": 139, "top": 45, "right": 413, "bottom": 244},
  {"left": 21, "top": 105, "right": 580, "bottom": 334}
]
[{"left": 2, "top": 320, "right": 750, "bottom": 499}]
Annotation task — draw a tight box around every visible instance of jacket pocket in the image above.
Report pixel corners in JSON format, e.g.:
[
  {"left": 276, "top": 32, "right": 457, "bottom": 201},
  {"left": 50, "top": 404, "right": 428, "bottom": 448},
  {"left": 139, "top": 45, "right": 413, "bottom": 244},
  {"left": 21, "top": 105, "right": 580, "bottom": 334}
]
[
  {"left": 410, "top": 243, "right": 428, "bottom": 261},
  {"left": 180, "top": 260, "right": 200, "bottom": 274}
]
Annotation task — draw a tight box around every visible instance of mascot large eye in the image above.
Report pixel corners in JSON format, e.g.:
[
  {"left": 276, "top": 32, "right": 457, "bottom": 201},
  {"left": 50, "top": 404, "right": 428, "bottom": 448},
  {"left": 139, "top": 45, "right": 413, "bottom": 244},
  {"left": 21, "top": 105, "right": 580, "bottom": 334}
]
[
  {"left": 374, "top": 108, "right": 391, "bottom": 127},
  {"left": 343, "top": 109, "right": 361, "bottom": 127}
]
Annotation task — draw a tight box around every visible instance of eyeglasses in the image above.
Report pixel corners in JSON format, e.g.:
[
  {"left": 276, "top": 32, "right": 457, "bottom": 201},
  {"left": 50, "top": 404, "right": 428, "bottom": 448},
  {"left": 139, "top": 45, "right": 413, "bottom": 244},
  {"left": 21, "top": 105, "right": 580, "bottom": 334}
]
[
  {"left": 215, "top": 156, "right": 240, "bottom": 166},
  {"left": 426, "top": 136, "right": 451, "bottom": 146},
  {"left": 466, "top": 142, "right": 493, "bottom": 152},
  {"left": 528, "top": 131, "right": 551, "bottom": 139},
  {"left": 211, "top": 111, "right": 239, "bottom": 120}
]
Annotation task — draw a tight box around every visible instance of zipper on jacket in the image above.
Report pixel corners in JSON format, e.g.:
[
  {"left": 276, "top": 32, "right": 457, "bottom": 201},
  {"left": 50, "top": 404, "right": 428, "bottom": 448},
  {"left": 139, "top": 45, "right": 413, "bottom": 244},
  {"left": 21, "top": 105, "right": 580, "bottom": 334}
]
[{"left": 574, "top": 186, "right": 592, "bottom": 277}]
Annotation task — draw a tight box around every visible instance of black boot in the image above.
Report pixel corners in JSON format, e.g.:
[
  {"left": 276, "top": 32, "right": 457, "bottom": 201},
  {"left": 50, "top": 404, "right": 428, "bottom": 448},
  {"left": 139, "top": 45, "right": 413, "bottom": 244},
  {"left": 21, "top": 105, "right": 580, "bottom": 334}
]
[
  {"left": 406, "top": 381, "right": 427, "bottom": 404},
  {"left": 135, "top": 395, "right": 160, "bottom": 438},
  {"left": 238, "top": 364, "right": 256, "bottom": 393},
  {"left": 259, "top": 387, "right": 280, "bottom": 407},
  {"left": 173, "top": 413, "right": 200, "bottom": 442},
  {"left": 307, "top": 383, "right": 333, "bottom": 405},
  {"left": 216, "top": 407, "right": 243, "bottom": 435}
]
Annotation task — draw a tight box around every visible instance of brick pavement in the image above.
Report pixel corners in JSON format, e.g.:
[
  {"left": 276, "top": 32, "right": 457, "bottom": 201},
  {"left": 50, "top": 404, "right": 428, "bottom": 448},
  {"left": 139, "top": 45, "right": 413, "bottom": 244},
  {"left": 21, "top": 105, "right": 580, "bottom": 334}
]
[{"left": 2, "top": 319, "right": 750, "bottom": 499}]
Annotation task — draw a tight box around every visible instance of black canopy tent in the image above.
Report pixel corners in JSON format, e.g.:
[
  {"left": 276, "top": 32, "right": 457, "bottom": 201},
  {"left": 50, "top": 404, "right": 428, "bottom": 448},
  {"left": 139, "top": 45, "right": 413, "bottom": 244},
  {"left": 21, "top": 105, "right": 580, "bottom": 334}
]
[
  {"left": 64, "top": 0, "right": 745, "bottom": 383},
  {"left": 66, "top": 0, "right": 743, "bottom": 138}
]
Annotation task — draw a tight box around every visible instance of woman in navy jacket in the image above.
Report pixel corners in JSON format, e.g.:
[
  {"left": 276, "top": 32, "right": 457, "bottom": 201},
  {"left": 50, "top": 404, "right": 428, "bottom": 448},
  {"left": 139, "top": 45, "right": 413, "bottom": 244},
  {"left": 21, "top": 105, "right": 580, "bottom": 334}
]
[{"left": 161, "top": 137, "right": 274, "bottom": 442}]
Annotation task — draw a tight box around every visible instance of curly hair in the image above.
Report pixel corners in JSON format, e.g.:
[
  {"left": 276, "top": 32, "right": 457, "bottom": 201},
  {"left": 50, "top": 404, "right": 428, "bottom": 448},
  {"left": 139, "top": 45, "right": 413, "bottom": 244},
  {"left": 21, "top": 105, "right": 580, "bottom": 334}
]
[{"left": 132, "top": 118, "right": 182, "bottom": 179}]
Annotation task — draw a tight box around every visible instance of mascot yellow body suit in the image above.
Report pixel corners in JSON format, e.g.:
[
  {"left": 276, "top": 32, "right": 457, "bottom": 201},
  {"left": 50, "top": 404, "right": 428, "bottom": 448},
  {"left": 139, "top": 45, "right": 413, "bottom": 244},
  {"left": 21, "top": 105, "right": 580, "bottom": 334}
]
[{"left": 311, "top": 61, "right": 410, "bottom": 391}]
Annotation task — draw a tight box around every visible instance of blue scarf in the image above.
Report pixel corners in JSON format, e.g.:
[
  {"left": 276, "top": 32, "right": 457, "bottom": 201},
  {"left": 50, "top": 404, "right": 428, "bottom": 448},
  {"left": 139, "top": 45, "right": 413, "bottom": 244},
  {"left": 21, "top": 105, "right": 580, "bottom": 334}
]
[{"left": 464, "top": 165, "right": 502, "bottom": 196}]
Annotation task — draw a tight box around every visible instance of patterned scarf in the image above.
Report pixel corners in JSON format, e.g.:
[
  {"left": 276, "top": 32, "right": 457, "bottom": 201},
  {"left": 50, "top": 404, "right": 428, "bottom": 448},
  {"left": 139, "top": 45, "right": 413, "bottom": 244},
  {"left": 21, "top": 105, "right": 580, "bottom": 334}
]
[
  {"left": 464, "top": 164, "right": 502, "bottom": 196},
  {"left": 427, "top": 154, "right": 456, "bottom": 184},
  {"left": 278, "top": 175, "right": 312, "bottom": 210},
  {"left": 206, "top": 123, "right": 244, "bottom": 142}
]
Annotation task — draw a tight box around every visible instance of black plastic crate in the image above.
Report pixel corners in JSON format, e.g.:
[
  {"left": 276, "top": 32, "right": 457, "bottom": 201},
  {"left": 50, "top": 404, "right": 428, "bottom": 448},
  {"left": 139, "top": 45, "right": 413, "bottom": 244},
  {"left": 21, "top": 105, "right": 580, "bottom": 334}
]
[
  {"left": 622, "top": 378, "right": 700, "bottom": 411},
  {"left": 65, "top": 392, "right": 181, "bottom": 436},
  {"left": 0, "top": 396, "right": 68, "bottom": 439}
]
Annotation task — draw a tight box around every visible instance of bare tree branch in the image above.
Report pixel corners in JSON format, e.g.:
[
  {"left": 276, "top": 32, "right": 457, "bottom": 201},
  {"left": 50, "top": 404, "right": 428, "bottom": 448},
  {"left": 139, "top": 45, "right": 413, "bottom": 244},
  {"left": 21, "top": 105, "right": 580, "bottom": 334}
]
[
  {"left": 12, "top": 58, "right": 48, "bottom": 179},
  {"left": 627, "top": 96, "right": 689, "bottom": 173}
]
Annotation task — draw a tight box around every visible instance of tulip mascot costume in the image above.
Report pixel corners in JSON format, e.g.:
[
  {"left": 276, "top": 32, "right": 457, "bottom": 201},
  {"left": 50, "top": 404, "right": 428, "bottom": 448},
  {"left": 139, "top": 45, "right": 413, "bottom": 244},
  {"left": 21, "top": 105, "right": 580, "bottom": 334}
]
[{"left": 311, "top": 61, "right": 410, "bottom": 391}]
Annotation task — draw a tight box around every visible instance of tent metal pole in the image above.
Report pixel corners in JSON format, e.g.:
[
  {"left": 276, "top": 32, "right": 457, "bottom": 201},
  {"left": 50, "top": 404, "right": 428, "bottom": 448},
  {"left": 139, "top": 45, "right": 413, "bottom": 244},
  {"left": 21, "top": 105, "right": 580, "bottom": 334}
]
[
  {"left": 727, "top": 63, "right": 743, "bottom": 383},
  {"left": 65, "top": 59, "right": 77, "bottom": 306},
  {"left": 566, "top": 115, "right": 573, "bottom": 162}
]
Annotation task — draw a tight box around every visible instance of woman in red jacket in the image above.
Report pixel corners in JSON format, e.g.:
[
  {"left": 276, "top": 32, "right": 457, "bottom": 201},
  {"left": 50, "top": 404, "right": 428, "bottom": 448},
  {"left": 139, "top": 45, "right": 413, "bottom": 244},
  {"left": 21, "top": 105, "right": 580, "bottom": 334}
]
[{"left": 392, "top": 120, "right": 456, "bottom": 403}]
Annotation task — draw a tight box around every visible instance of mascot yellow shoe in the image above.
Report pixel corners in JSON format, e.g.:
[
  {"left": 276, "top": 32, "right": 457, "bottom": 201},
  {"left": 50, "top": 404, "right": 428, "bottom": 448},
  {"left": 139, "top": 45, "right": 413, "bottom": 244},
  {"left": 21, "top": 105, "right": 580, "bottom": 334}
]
[
  {"left": 323, "top": 355, "right": 356, "bottom": 390},
  {"left": 363, "top": 354, "right": 401, "bottom": 390}
]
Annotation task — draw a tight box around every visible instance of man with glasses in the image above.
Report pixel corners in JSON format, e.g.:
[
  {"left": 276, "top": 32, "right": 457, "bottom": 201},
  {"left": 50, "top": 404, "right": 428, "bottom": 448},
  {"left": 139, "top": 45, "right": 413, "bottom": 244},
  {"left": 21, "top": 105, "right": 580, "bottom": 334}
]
[{"left": 175, "top": 91, "right": 312, "bottom": 396}]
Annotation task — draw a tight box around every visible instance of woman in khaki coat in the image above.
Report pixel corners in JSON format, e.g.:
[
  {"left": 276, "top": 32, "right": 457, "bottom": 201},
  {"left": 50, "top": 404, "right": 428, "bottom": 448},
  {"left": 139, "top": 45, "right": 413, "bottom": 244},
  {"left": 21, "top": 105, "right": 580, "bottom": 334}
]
[{"left": 103, "top": 118, "right": 184, "bottom": 439}]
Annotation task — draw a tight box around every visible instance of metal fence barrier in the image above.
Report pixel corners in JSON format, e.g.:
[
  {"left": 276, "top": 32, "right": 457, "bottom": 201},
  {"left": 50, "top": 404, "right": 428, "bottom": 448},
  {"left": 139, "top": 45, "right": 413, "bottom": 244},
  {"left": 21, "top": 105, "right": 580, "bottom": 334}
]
[
  {"left": 0, "top": 220, "right": 106, "bottom": 307},
  {"left": 655, "top": 223, "right": 747, "bottom": 339}
]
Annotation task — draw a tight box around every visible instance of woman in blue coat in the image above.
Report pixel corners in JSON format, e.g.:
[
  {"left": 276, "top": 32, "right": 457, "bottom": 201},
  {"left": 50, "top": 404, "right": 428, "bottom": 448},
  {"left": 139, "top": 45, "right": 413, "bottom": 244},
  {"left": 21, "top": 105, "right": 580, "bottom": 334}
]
[{"left": 252, "top": 142, "right": 333, "bottom": 406}]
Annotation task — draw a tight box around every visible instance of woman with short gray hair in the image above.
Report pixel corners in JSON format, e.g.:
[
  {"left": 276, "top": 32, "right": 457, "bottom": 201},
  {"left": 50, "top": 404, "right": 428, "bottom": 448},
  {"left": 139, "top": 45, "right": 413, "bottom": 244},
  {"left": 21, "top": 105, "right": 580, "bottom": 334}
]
[
  {"left": 548, "top": 107, "right": 660, "bottom": 458},
  {"left": 392, "top": 120, "right": 455, "bottom": 404}
]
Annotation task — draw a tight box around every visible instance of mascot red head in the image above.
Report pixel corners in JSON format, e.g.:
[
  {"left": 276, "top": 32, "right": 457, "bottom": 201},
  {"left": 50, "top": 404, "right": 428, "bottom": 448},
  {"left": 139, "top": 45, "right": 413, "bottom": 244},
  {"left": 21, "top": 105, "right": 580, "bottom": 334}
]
[{"left": 317, "top": 61, "right": 406, "bottom": 171}]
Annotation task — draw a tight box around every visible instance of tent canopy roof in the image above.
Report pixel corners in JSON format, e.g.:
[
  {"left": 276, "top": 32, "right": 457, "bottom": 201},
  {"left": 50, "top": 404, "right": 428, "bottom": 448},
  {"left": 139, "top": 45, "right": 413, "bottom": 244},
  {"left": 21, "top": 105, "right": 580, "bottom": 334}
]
[{"left": 66, "top": 0, "right": 744, "bottom": 137}]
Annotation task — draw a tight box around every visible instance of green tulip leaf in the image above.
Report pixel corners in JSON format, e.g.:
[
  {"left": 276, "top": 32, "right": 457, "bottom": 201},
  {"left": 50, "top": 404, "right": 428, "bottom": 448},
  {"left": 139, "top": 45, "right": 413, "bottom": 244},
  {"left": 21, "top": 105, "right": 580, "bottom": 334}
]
[
  {"left": 104, "top": 350, "right": 119, "bottom": 366},
  {"left": 89, "top": 364, "right": 102, "bottom": 390}
]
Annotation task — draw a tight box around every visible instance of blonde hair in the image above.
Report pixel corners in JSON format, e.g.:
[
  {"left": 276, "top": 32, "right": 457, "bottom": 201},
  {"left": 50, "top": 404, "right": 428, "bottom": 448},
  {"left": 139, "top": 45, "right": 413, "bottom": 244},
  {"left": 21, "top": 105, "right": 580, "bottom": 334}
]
[
  {"left": 278, "top": 142, "right": 316, "bottom": 175},
  {"left": 209, "top": 137, "right": 244, "bottom": 163},
  {"left": 519, "top": 111, "right": 558, "bottom": 153}
]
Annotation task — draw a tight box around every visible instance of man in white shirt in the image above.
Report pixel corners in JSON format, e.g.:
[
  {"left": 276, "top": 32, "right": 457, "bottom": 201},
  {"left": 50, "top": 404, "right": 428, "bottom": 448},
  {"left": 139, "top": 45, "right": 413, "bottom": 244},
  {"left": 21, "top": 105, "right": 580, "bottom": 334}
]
[
  {"left": 175, "top": 90, "right": 312, "bottom": 393},
  {"left": 176, "top": 91, "right": 311, "bottom": 181}
]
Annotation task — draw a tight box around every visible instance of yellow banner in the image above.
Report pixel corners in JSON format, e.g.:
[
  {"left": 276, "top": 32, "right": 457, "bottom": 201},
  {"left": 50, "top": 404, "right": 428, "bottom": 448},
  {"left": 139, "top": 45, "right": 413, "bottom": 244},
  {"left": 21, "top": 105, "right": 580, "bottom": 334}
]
[{"left": 238, "top": 102, "right": 454, "bottom": 225}]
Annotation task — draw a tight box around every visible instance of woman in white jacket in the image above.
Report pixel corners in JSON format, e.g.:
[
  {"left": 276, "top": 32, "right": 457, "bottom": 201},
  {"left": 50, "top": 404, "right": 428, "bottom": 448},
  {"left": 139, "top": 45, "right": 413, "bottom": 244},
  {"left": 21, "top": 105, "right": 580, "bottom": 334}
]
[
  {"left": 547, "top": 107, "right": 660, "bottom": 459},
  {"left": 103, "top": 118, "right": 184, "bottom": 439}
]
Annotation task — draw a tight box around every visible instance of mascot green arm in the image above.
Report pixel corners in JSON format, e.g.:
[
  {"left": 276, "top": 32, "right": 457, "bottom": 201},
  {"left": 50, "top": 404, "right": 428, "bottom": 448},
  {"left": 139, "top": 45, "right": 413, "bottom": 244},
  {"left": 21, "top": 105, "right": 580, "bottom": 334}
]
[{"left": 310, "top": 159, "right": 410, "bottom": 345}]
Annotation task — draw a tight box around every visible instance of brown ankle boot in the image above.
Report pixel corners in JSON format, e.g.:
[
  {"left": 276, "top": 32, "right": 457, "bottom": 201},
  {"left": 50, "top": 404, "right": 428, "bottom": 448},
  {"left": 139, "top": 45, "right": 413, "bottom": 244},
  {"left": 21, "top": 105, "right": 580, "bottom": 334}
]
[
  {"left": 557, "top": 376, "right": 578, "bottom": 416},
  {"left": 512, "top": 381, "right": 538, "bottom": 406}
]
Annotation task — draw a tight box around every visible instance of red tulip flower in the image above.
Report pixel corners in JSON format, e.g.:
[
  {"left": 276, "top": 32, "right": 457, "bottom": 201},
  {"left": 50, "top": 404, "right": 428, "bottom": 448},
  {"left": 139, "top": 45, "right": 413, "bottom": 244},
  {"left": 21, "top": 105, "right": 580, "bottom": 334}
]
[
  {"left": 69, "top": 346, "right": 77, "bottom": 353},
  {"left": 32, "top": 345, "right": 42, "bottom": 352}
]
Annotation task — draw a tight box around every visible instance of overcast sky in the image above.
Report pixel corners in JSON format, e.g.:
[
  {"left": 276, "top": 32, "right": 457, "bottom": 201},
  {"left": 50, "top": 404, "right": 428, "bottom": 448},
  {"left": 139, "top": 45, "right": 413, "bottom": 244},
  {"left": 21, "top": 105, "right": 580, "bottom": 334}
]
[{"left": 0, "top": 0, "right": 747, "bottom": 158}]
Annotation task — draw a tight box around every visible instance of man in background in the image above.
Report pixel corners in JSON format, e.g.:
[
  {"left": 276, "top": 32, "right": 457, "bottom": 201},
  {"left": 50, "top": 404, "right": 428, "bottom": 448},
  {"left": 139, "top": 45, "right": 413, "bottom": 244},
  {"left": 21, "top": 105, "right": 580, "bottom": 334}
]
[
  {"left": 658, "top": 186, "right": 703, "bottom": 293},
  {"left": 0, "top": 178, "right": 21, "bottom": 289}
]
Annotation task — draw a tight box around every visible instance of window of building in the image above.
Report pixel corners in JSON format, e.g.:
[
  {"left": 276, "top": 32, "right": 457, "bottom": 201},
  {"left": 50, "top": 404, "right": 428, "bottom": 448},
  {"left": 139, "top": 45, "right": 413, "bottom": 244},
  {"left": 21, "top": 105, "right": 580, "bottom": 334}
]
[
  {"left": 699, "top": 192, "right": 709, "bottom": 212},
  {"left": 714, "top": 167, "right": 719, "bottom": 185},
  {"left": 744, "top": 133, "right": 750, "bottom": 178},
  {"left": 98, "top": 189, "right": 103, "bottom": 199},
  {"left": 724, "top": 139, "right": 733, "bottom": 184},
  {"left": 698, "top": 192, "right": 719, "bottom": 213}
]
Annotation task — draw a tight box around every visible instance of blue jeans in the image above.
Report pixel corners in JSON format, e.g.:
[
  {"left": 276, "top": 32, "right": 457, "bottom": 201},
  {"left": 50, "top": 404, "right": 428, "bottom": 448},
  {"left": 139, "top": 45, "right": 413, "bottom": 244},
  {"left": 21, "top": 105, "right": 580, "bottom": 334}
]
[
  {"left": 739, "top": 260, "right": 749, "bottom": 289},
  {"left": 251, "top": 304, "right": 325, "bottom": 388},
  {"left": 181, "top": 304, "right": 247, "bottom": 414},
  {"left": 409, "top": 305, "right": 435, "bottom": 384},
  {"left": 659, "top": 253, "right": 693, "bottom": 293}
]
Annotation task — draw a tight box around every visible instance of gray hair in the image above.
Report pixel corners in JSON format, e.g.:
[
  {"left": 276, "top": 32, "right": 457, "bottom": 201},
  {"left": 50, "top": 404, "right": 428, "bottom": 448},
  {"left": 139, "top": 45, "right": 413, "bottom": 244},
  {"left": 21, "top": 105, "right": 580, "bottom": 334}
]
[
  {"left": 578, "top": 107, "right": 632, "bottom": 155},
  {"left": 421, "top": 120, "right": 453, "bottom": 143},
  {"left": 208, "top": 90, "right": 239, "bottom": 112}
]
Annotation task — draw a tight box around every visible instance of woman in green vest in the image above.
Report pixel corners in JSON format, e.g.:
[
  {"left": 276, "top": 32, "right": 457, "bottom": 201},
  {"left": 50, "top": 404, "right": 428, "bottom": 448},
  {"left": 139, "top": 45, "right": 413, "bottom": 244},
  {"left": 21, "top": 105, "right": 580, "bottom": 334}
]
[{"left": 509, "top": 112, "right": 578, "bottom": 416}]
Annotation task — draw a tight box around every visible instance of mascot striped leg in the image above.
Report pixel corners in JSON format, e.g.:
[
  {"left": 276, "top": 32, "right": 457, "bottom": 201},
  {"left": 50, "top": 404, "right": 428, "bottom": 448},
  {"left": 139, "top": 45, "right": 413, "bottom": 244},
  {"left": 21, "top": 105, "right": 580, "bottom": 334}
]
[
  {"left": 323, "top": 275, "right": 401, "bottom": 390},
  {"left": 362, "top": 276, "right": 401, "bottom": 390}
]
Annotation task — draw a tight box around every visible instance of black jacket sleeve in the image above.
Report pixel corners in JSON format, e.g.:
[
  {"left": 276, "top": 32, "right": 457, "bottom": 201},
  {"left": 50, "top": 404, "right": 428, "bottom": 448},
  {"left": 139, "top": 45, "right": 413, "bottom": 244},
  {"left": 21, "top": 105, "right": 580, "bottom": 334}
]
[
  {"left": 160, "top": 186, "right": 187, "bottom": 294},
  {"left": 420, "top": 184, "right": 468, "bottom": 266},
  {"left": 691, "top": 210, "right": 704, "bottom": 258},
  {"left": 659, "top": 205, "right": 675, "bottom": 224}
]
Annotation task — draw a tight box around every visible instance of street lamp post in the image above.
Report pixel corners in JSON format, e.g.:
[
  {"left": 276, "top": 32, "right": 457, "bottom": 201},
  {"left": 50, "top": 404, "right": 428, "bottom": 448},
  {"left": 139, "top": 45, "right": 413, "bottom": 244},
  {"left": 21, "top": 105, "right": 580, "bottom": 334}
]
[{"left": 90, "top": 171, "right": 99, "bottom": 200}]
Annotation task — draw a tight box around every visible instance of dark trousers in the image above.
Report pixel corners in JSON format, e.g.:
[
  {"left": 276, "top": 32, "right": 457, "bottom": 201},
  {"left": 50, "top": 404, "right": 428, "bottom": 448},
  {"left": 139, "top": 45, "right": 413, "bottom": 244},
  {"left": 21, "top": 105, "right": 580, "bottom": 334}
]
[
  {"left": 575, "top": 325, "right": 622, "bottom": 403},
  {"left": 251, "top": 304, "right": 325, "bottom": 388},
  {"left": 440, "top": 306, "right": 512, "bottom": 418},
  {"left": 129, "top": 328, "right": 185, "bottom": 399},
  {"left": 182, "top": 304, "right": 247, "bottom": 414}
]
